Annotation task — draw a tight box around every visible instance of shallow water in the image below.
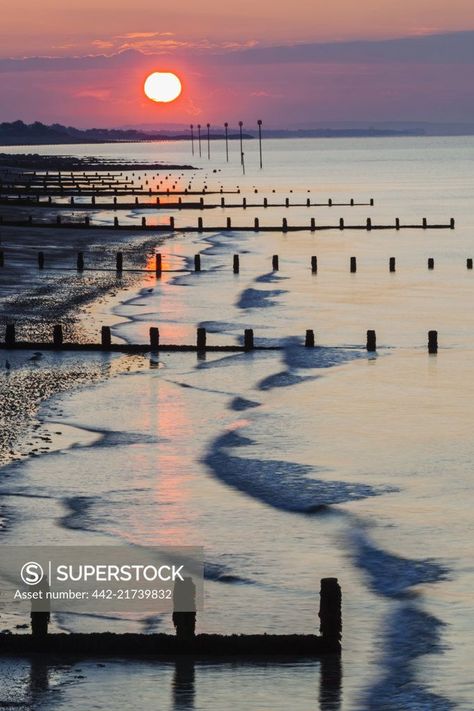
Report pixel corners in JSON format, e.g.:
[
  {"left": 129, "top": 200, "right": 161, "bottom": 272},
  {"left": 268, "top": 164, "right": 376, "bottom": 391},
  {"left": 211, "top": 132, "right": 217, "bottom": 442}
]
[{"left": 1, "top": 136, "right": 474, "bottom": 710}]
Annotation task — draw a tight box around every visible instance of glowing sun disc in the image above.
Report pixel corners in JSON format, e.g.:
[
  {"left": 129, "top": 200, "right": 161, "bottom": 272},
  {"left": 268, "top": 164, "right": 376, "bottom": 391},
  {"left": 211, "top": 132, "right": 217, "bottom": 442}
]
[{"left": 144, "top": 72, "right": 182, "bottom": 103}]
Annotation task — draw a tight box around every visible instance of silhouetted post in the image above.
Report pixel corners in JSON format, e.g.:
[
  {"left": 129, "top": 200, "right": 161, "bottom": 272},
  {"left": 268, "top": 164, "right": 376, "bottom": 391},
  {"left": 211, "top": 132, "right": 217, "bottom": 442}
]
[
  {"left": 350, "top": 257, "right": 357, "bottom": 273},
  {"left": 328, "top": 198, "right": 332, "bottom": 207},
  {"left": 53, "top": 325, "right": 63, "bottom": 347},
  {"left": 101, "top": 326, "right": 111, "bottom": 348},
  {"left": 428, "top": 258, "right": 434, "bottom": 270},
  {"left": 38, "top": 252, "right": 45, "bottom": 269},
  {"left": 155, "top": 253, "right": 162, "bottom": 276},
  {"left": 5, "top": 324, "right": 15, "bottom": 346},
  {"left": 197, "top": 327, "right": 206, "bottom": 352},
  {"left": 239, "top": 121, "right": 244, "bottom": 164},
  {"left": 311, "top": 256, "right": 318, "bottom": 273},
  {"left": 450, "top": 218, "right": 455, "bottom": 229},
  {"left": 150, "top": 327, "right": 160, "bottom": 350},
  {"left": 198, "top": 217, "right": 203, "bottom": 233},
  {"left": 77, "top": 252, "right": 84, "bottom": 271},
  {"left": 366, "top": 330, "right": 376, "bottom": 352},
  {"left": 194, "top": 254, "right": 201, "bottom": 271},
  {"left": 85, "top": 216, "right": 90, "bottom": 226},
  {"left": 272, "top": 254, "right": 279, "bottom": 271},
  {"left": 226, "top": 217, "right": 231, "bottom": 230},
  {"left": 257, "top": 119, "right": 263, "bottom": 169},
  {"left": 254, "top": 217, "right": 259, "bottom": 231},
  {"left": 199, "top": 197, "right": 204, "bottom": 210},
  {"left": 310, "top": 218, "right": 316, "bottom": 232},
  {"left": 467, "top": 258, "right": 473, "bottom": 270},
  {"left": 422, "top": 217, "right": 428, "bottom": 229},
  {"left": 370, "top": 198, "right": 374, "bottom": 206},
  {"left": 220, "top": 197, "right": 225, "bottom": 207},
  {"left": 172, "top": 577, "right": 196, "bottom": 642},
  {"left": 114, "top": 216, "right": 119, "bottom": 228},
  {"left": 233, "top": 254, "right": 240, "bottom": 273},
  {"left": 350, "top": 198, "right": 354, "bottom": 206},
  {"left": 190, "top": 124, "right": 195, "bottom": 156},
  {"left": 116, "top": 251, "right": 123, "bottom": 273},
  {"left": 282, "top": 217, "right": 288, "bottom": 232},
  {"left": 395, "top": 218, "right": 400, "bottom": 230},
  {"left": 339, "top": 218, "right": 344, "bottom": 230},
  {"left": 319, "top": 578, "right": 342, "bottom": 652},
  {"left": 305, "top": 329, "right": 315, "bottom": 347},
  {"left": 197, "top": 124, "right": 202, "bottom": 158},
  {"left": 142, "top": 216, "right": 147, "bottom": 227},
  {"left": 389, "top": 257, "right": 396, "bottom": 272},
  {"left": 428, "top": 330, "right": 438, "bottom": 354},
  {"left": 366, "top": 217, "right": 372, "bottom": 231},
  {"left": 224, "top": 122, "right": 229, "bottom": 162},
  {"left": 207, "top": 123, "right": 211, "bottom": 159},
  {"left": 244, "top": 328, "right": 254, "bottom": 351},
  {"left": 264, "top": 197, "right": 268, "bottom": 207},
  {"left": 243, "top": 197, "right": 247, "bottom": 209},
  {"left": 306, "top": 198, "right": 310, "bottom": 207}
]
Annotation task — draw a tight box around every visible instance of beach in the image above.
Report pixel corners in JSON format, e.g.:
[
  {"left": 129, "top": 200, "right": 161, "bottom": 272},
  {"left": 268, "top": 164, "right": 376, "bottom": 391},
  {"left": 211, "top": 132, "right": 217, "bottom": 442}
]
[{"left": 0, "top": 136, "right": 473, "bottom": 710}]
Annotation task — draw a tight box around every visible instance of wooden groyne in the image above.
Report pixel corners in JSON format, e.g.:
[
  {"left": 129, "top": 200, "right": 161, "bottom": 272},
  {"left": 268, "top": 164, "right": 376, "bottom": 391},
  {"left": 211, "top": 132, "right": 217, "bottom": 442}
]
[
  {"left": 0, "top": 325, "right": 443, "bottom": 354},
  {"left": 0, "top": 215, "right": 455, "bottom": 232},
  {"left": 0, "top": 578, "right": 341, "bottom": 658}
]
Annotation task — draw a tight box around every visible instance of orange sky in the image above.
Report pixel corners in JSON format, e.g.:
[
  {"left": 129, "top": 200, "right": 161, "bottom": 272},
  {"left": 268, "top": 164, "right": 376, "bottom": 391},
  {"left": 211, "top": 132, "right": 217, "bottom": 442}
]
[{"left": 2, "top": 0, "right": 474, "bottom": 56}]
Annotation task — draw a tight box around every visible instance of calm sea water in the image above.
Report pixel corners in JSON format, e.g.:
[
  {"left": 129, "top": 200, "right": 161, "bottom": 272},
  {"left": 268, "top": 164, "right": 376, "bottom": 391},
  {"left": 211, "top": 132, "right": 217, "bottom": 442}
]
[{"left": 1, "top": 137, "right": 473, "bottom": 710}]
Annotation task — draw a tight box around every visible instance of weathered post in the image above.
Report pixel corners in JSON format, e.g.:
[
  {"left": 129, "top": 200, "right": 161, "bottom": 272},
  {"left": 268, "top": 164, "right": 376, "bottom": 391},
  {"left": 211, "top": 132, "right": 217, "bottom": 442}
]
[
  {"left": 77, "top": 252, "right": 84, "bottom": 271},
  {"left": 282, "top": 217, "right": 288, "bottom": 232},
  {"left": 85, "top": 216, "right": 90, "bottom": 226},
  {"left": 310, "top": 218, "right": 316, "bottom": 232},
  {"left": 53, "top": 325, "right": 63, "bottom": 347},
  {"left": 306, "top": 198, "right": 310, "bottom": 207},
  {"left": 339, "top": 218, "right": 344, "bottom": 230},
  {"left": 38, "top": 252, "right": 45, "bottom": 269},
  {"left": 142, "top": 216, "right": 146, "bottom": 228},
  {"left": 254, "top": 217, "right": 260, "bottom": 231},
  {"left": 233, "top": 254, "right": 240, "bottom": 274},
  {"left": 370, "top": 198, "right": 374, "bottom": 206},
  {"left": 155, "top": 253, "right": 162, "bottom": 276},
  {"left": 285, "top": 197, "right": 289, "bottom": 207},
  {"left": 428, "top": 258, "right": 434, "bottom": 270},
  {"left": 172, "top": 577, "right": 196, "bottom": 642},
  {"left": 319, "top": 577, "right": 342, "bottom": 652},
  {"left": 467, "top": 258, "right": 473, "bottom": 270},
  {"left": 197, "top": 327, "right": 206, "bottom": 352},
  {"left": 244, "top": 329, "right": 254, "bottom": 351},
  {"left": 5, "top": 324, "right": 15, "bottom": 346},
  {"left": 328, "top": 198, "right": 332, "bottom": 207},
  {"left": 272, "top": 254, "right": 279, "bottom": 271},
  {"left": 395, "top": 218, "right": 400, "bottom": 230},
  {"left": 389, "top": 257, "right": 396, "bottom": 272},
  {"left": 422, "top": 217, "right": 428, "bottom": 229},
  {"left": 221, "top": 197, "right": 225, "bottom": 207},
  {"left": 366, "top": 330, "right": 376, "bottom": 352},
  {"left": 114, "top": 216, "right": 119, "bottom": 228},
  {"left": 350, "top": 257, "right": 357, "bottom": 273},
  {"left": 194, "top": 254, "right": 201, "bottom": 272},
  {"left": 311, "top": 256, "right": 318, "bottom": 273},
  {"left": 264, "top": 198, "right": 268, "bottom": 208},
  {"left": 226, "top": 217, "right": 232, "bottom": 230},
  {"left": 200, "top": 197, "right": 204, "bottom": 209},
  {"left": 101, "top": 326, "right": 111, "bottom": 349},
  {"left": 170, "top": 216, "right": 175, "bottom": 230},
  {"left": 305, "top": 329, "right": 315, "bottom": 347},
  {"left": 198, "top": 217, "right": 203, "bottom": 233},
  {"left": 428, "top": 330, "right": 438, "bottom": 354},
  {"left": 350, "top": 198, "right": 354, "bottom": 206},
  {"left": 366, "top": 217, "right": 372, "bottom": 231},
  {"left": 450, "top": 218, "right": 455, "bottom": 230},
  {"left": 150, "top": 327, "right": 160, "bottom": 350},
  {"left": 116, "top": 252, "right": 123, "bottom": 273}
]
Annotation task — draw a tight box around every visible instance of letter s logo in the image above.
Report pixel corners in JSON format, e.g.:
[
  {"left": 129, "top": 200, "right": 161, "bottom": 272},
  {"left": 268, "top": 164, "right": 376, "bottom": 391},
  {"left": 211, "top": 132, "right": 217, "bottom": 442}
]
[{"left": 20, "top": 562, "right": 44, "bottom": 586}]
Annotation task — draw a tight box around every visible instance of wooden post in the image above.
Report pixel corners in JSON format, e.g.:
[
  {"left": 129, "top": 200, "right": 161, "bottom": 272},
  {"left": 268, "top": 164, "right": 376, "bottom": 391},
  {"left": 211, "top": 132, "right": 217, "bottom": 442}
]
[
  {"left": 221, "top": 197, "right": 225, "bottom": 207},
  {"left": 77, "top": 252, "right": 84, "bottom": 271},
  {"left": 285, "top": 197, "right": 289, "bottom": 207},
  {"left": 53, "top": 325, "right": 63, "bottom": 347},
  {"left": 311, "top": 256, "right": 318, "bottom": 273},
  {"left": 428, "top": 258, "right": 434, "bottom": 270},
  {"left": 38, "top": 252, "right": 44, "bottom": 269},
  {"left": 339, "top": 218, "right": 344, "bottom": 230},
  {"left": 155, "top": 253, "right": 162, "bottom": 276},
  {"left": 170, "top": 216, "right": 175, "bottom": 230},
  {"left": 197, "top": 327, "right": 206, "bottom": 351},
  {"left": 198, "top": 217, "right": 203, "bottom": 233},
  {"left": 422, "top": 218, "right": 428, "bottom": 229},
  {"left": 350, "top": 198, "right": 354, "bottom": 206},
  {"left": 350, "top": 257, "right": 357, "bottom": 273},
  {"left": 395, "top": 218, "right": 400, "bottom": 230},
  {"left": 150, "top": 327, "right": 160, "bottom": 350},
  {"left": 428, "top": 330, "right": 438, "bottom": 354},
  {"left": 450, "top": 218, "right": 455, "bottom": 229},
  {"left": 310, "top": 218, "right": 316, "bottom": 232},
  {"left": 366, "top": 217, "right": 372, "bottom": 231},
  {"left": 366, "top": 330, "right": 376, "bottom": 352},
  {"left": 85, "top": 216, "right": 90, "bottom": 226},
  {"left": 306, "top": 198, "right": 310, "bottom": 207},
  {"left": 114, "top": 217, "right": 119, "bottom": 228},
  {"left": 319, "top": 577, "right": 342, "bottom": 651},
  {"left": 5, "top": 324, "right": 15, "bottom": 346},
  {"left": 101, "top": 326, "right": 111, "bottom": 348},
  {"left": 233, "top": 255, "right": 240, "bottom": 274},
  {"left": 116, "top": 252, "right": 123, "bottom": 272},
  {"left": 467, "top": 258, "right": 473, "bottom": 270},
  {"left": 226, "top": 217, "right": 231, "bottom": 230},
  {"left": 272, "top": 254, "right": 279, "bottom": 271},
  {"left": 141, "top": 216, "right": 146, "bottom": 228},
  {"left": 370, "top": 198, "right": 374, "bottom": 206},
  {"left": 244, "top": 328, "right": 254, "bottom": 351},
  {"left": 254, "top": 217, "right": 259, "bottom": 231},
  {"left": 389, "top": 257, "right": 396, "bottom": 272},
  {"left": 328, "top": 198, "right": 332, "bottom": 207},
  {"left": 194, "top": 254, "right": 201, "bottom": 272},
  {"left": 305, "top": 329, "right": 315, "bottom": 347},
  {"left": 282, "top": 218, "right": 288, "bottom": 232},
  {"left": 264, "top": 198, "right": 268, "bottom": 208},
  {"left": 200, "top": 197, "right": 204, "bottom": 209}
]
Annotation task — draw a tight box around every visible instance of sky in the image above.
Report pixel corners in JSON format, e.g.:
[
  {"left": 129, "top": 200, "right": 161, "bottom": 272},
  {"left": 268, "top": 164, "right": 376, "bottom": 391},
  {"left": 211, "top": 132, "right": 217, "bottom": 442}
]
[{"left": 1, "top": 0, "right": 474, "bottom": 128}]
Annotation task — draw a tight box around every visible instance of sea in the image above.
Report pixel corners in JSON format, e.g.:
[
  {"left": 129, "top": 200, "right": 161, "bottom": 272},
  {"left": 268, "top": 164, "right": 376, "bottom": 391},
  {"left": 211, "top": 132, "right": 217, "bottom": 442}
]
[{"left": 0, "top": 136, "right": 473, "bottom": 710}]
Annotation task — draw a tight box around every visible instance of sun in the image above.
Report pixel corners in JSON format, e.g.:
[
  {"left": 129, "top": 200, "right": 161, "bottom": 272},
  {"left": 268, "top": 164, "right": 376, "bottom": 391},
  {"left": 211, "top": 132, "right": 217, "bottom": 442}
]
[{"left": 144, "top": 72, "right": 182, "bottom": 103}]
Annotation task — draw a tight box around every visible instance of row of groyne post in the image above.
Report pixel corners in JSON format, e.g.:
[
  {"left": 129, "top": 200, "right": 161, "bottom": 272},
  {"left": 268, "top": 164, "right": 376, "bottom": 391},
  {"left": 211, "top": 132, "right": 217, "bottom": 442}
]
[
  {"left": 1, "top": 324, "right": 443, "bottom": 354},
  {"left": 1, "top": 250, "right": 470, "bottom": 272}
]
